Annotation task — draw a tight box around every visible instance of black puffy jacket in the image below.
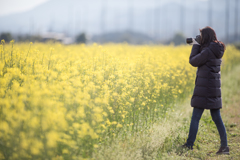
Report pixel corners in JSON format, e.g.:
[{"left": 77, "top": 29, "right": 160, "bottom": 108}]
[{"left": 189, "top": 42, "right": 225, "bottom": 109}]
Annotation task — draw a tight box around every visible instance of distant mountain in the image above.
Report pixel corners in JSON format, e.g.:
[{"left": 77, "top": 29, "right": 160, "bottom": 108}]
[
  {"left": 91, "top": 30, "right": 155, "bottom": 44},
  {"left": 0, "top": 0, "right": 236, "bottom": 41}
]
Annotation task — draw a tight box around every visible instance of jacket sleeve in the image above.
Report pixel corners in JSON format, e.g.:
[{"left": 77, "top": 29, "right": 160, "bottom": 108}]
[{"left": 189, "top": 44, "right": 209, "bottom": 67}]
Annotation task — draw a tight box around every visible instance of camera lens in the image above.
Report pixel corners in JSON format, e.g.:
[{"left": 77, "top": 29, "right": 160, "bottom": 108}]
[{"left": 186, "top": 38, "right": 193, "bottom": 44}]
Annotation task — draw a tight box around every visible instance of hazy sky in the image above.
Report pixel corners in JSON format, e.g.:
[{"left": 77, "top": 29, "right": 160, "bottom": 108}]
[
  {"left": 0, "top": 0, "right": 49, "bottom": 16},
  {"left": 0, "top": 0, "right": 209, "bottom": 17}
]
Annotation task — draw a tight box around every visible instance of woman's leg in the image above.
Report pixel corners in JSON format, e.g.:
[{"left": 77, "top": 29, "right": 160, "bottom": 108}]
[
  {"left": 186, "top": 107, "right": 204, "bottom": 147},
  {"left": 210, "top": 109, "right": 228, "bottom": 147}
]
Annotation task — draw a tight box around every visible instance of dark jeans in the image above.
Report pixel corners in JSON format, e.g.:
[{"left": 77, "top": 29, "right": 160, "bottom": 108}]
[{"left": 186, "top": 107, "right": 228, "bottom": 147}]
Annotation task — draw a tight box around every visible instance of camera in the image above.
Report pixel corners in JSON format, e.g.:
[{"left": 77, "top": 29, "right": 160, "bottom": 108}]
[{"left": 186, "top": 35, "right": 201, "bottom": 44}]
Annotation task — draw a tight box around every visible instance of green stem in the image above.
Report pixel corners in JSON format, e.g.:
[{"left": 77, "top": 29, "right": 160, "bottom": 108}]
[
  {"left": 32, "top": 61, "right": 35, "bottom": 74},
  {"left": 3, "top": 44, "right": 5, "bottom": 62},
  {"left": 26, "top": 43, "right": 32, "bottom": 58},
  {"left": 1, "top": 45, "right": 2, "bottom": 60},
  {"left": 10, "top": 42, "right": 14, "bottom": 67},
  {"left": 42, "top": 53, "right": 45, "bottom": 65},
  {"left": 24, "top": 43, "right": 32, "bottom": 63}
]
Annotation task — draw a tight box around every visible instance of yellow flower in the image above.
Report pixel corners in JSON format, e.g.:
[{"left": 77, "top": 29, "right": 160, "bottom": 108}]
[
  {"left": 46, "top": 131, "right": 59, "bottom": 148},
  {"left": 0, "top": 121, "right": 9, "bottom": 131},
  {"left": 0, "top": 42, "right": 238, "bottom": 159},
  {"left": 30, "top": 140, "right": 43, "bottom": 155},
  {"left": 1, "top": 39, "right": 5, "bottom": 44},
  {"left": 130, "top": 97, "right": 135, "bottom": 102},
  {"left": 62, "top": 149, "right": 69, "bottom": 154},
  {"left": 111, "top": 121, "right": 117, "bottom": 125},
  {"left": 116, "top": 123, "right": 123, "bottom": 128}
]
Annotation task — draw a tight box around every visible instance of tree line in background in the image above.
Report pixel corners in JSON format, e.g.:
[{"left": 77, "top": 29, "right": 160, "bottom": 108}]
[
  {"left": 0, "top": 31, "right": 188, "bottom": 46},
  {"left": 1, "top": 31, "right": 240, "bottom": 47},
  {"left": 0, "top": 32, "right": 87, "bottom": 44}
]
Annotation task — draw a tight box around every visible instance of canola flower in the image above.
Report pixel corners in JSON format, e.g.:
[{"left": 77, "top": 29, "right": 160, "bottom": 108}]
[{"left": 0, "top": 41, "right": 240, "bottom": 159}]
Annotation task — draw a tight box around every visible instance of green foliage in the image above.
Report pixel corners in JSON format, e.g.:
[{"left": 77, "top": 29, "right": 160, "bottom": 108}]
[
  {"left": 76, "top": 33, "right": 87, "bottom": 44},
  {"left": 171, "top": 33, "right": 186, "bottom": 46},
  {"left": 17, "top": 35, "right": 42, "bottom": 42},
  {"left": 234, "top": 42, "right": 240, "bottom": 50},
  {"left": 0, "top": 32, "right": 13, "bottom": 43}
]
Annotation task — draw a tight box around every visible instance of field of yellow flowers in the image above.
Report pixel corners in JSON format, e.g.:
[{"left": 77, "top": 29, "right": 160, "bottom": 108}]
[{"left": 0, "top": 40, "right": 240, "bottom": 159}]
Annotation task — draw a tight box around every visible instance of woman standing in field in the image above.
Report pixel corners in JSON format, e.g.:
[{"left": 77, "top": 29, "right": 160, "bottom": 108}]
[{"left": 183, "top": 26, "right": 229, "bottom": 155}]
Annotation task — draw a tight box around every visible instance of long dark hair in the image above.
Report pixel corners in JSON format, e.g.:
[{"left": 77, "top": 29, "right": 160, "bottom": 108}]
[{"left": 200, "top": 26, "right": 225, "bottom": 50}]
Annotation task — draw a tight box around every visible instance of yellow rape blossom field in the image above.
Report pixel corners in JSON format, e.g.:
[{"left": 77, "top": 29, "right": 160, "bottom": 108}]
[{"left": 0, "top": 40, "right": 240, "bottom": 159}]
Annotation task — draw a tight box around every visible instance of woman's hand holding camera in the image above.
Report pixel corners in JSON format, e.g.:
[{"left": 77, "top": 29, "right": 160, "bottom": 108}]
[{"left": 190, "top": 38, "right": 200, "bottom": 45}]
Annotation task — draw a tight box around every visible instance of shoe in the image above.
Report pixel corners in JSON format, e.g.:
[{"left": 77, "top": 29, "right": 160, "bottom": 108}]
[
  {"left": 182, "top": 143, "right": 193, "bottom": 150},
  {"left": 216, "top": 146, "right": 229, "bottom": 155}
]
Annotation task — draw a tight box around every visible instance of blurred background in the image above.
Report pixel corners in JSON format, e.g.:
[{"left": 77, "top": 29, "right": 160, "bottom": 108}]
[{"left": 0, "top": 0, "right": 239, "bottom": 45}]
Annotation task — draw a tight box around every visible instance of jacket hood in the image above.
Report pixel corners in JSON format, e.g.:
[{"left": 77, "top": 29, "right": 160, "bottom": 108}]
[{"left": 208, "top": 42, "right": 224, "bottom": 58}]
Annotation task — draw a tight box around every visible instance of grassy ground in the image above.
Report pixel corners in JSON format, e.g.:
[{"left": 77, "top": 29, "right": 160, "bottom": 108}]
[
  {"left": 164, "top": 64, "right": 240, "bottom": 160},
  {"left": 93, "top": 64, "right": 240, "bottom": 160}
]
